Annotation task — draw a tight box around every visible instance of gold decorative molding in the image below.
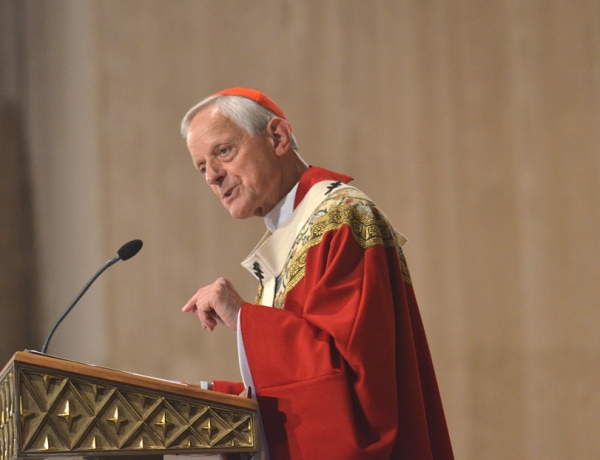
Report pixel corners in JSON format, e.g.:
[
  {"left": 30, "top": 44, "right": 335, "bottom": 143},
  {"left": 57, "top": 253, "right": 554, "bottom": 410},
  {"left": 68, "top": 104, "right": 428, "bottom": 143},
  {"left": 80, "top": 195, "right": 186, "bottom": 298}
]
[
  {"left": 0, "top": 352, "right": 257, "bottom": 460},
  {"left": 0, "top": 371, "right": 16, "bottom": 460}
]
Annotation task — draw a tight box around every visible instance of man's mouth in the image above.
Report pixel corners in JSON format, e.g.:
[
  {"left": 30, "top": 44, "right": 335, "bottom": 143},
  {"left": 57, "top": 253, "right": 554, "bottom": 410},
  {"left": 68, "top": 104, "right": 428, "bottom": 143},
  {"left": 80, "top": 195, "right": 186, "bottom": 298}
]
[{"left": 222, "top": 185, "right": 238, "bottom": 202}]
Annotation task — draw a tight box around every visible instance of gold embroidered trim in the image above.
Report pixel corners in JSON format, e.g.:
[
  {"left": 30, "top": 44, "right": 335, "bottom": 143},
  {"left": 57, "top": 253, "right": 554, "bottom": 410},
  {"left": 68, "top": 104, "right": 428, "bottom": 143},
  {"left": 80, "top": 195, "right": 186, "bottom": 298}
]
[
  {"left": 398, "top": 247, "right": 412, "bottom": 286},
  {"left": 272, "top": 190, "right": 412, "bottom": 309},
  {"left": 254, "top": 282, "right": 264, "bottom": 305}
]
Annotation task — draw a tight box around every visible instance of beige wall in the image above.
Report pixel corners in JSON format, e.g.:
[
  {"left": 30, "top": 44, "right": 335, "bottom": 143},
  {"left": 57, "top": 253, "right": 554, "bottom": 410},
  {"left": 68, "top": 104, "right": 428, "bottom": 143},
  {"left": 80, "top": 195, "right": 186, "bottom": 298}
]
[{"left": 2, "top": 0, "right": 600, "bottom": 458}]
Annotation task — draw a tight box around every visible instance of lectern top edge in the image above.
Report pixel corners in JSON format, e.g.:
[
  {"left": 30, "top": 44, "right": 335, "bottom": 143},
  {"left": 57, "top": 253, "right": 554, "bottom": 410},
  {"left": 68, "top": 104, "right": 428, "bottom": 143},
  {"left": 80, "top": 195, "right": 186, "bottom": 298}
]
[{"left": 3, "top": 351, "right": 256, "bottom": 411}]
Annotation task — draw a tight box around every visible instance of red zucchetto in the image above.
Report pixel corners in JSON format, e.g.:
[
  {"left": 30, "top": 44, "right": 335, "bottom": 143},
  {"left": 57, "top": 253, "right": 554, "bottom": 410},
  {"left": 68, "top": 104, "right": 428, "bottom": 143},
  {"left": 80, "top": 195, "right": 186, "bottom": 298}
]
[{"left": 213, "top": 87, "right": 286, "bottom": 119}]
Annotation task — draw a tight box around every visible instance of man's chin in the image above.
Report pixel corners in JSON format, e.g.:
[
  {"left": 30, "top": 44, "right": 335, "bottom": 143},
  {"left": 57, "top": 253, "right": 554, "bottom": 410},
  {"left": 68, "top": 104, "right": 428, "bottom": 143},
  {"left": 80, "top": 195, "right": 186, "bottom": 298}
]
[{"left": 225, "top": 205, "right": 252, "bottom": 220}]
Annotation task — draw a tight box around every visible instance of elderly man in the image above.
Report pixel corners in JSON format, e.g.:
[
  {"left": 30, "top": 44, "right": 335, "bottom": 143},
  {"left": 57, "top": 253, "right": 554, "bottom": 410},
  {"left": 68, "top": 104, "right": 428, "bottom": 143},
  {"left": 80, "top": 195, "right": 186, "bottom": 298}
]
[{"left": 181, "top": 88, "right": 453, "bottom": 460}]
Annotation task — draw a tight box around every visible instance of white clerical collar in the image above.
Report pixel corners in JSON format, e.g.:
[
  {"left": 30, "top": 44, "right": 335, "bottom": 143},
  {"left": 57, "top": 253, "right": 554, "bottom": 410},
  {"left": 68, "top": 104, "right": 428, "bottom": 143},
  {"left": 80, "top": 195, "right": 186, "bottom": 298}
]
[{"left": 264, "top": 182, "right": 299, "bottom": 233}]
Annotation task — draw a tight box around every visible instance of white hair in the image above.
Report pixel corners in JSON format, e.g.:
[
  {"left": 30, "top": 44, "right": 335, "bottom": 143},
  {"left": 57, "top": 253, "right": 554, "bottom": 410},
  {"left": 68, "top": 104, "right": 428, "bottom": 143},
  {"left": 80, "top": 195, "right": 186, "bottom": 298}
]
[{"left": 181, "top": 95, "right": 299, "bottom": 153}]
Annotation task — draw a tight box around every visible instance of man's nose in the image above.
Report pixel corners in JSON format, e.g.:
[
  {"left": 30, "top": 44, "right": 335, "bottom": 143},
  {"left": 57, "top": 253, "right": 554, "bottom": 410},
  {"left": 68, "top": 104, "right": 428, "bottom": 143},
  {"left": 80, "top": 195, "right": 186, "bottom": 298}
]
[{"left": 205, "top": 162, "right": 225, "bottom": 185}]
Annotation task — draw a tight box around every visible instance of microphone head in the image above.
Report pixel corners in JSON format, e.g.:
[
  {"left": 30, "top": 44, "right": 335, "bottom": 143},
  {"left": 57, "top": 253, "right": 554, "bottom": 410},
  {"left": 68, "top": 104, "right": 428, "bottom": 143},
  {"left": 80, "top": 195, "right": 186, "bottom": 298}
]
[{"left": 117, "top": 239, "right": 143, "bottom": 261}]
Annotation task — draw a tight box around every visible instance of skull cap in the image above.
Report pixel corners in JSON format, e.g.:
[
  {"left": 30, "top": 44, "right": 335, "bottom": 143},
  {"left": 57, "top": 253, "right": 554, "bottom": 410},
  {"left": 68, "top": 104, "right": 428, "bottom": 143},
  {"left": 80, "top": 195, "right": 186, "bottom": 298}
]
[{"left": 213, "top": 87, "right": 286, "bottom": 119}]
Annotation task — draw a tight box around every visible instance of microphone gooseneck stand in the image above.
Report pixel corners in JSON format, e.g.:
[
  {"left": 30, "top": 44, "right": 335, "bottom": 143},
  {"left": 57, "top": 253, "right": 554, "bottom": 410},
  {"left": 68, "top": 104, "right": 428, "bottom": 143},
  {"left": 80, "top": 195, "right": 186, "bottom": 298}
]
[{"left": 40, "top": 239, "right": 143, "bottom": 354}]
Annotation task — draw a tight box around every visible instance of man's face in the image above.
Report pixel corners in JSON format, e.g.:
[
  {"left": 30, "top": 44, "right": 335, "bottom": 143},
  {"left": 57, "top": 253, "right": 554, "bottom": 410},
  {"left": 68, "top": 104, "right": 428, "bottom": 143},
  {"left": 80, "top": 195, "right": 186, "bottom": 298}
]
[{"left": 186, "top": 106, "right": 283, "bottom": 219}]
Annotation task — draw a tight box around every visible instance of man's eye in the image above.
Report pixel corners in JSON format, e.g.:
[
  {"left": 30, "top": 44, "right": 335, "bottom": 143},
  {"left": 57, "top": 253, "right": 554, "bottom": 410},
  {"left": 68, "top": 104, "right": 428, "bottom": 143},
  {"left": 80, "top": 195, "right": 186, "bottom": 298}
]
[
  {"left": 219, "top": 147, "right": 230, "bottom": 156},
  {"left": 199, "top": 165, "right": 206, "bottom": 174}
]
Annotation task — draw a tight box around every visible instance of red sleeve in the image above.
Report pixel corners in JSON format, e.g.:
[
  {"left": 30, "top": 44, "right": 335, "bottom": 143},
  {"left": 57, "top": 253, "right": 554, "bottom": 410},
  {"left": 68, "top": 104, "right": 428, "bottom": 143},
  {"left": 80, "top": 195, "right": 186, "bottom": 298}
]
[{"left": 211, "top": 380, "right": 245, "bottom": 396}]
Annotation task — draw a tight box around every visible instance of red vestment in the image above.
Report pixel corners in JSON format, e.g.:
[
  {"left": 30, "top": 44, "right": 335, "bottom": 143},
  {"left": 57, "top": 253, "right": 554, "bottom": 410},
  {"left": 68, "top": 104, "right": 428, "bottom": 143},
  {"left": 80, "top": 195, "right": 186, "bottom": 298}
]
[{"left": 215, "top": 167, "right": 453, "bottom": 459}]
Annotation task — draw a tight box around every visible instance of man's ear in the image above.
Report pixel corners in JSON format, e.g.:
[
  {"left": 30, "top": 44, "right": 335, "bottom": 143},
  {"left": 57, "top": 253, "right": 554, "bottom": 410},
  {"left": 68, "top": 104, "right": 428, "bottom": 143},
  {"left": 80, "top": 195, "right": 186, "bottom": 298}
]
[{"left": 267, "top": 118, "right": 293, "bottom": 157}]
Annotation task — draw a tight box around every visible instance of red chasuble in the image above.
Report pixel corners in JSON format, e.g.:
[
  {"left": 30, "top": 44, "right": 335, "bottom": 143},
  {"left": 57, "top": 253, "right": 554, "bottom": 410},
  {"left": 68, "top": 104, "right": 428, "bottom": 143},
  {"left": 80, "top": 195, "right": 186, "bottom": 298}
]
[{"left": 214, "top": 167, "right": 453, "bottom": 460}]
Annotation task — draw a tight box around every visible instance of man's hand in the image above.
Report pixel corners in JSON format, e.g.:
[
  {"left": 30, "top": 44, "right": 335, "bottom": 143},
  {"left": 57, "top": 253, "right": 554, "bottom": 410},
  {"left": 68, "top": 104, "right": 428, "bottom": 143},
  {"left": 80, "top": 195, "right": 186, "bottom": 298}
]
[{"left": 182, "top": 277, "right": 244, "bottom": 331}]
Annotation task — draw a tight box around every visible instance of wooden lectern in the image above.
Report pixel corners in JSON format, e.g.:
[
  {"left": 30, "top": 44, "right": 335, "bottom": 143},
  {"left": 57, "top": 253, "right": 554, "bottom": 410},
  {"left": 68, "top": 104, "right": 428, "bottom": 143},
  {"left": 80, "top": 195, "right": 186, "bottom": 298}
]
[{"left": 0, "top": 352, "right": 258, "bottom": 460}]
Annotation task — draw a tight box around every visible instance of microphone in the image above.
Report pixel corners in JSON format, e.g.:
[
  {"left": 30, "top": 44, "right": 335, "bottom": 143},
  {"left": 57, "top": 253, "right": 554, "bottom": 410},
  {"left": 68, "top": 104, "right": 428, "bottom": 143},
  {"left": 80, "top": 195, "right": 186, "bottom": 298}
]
[{"left": 40, "top": 239, "right": 143, "bottom": 354}]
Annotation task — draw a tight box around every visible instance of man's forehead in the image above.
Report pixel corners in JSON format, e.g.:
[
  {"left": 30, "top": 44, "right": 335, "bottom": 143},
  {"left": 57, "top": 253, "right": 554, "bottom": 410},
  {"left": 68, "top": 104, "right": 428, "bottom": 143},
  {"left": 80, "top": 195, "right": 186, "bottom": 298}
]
[{"left": 187, "top": 107, "right": 244, "bottom": 148}]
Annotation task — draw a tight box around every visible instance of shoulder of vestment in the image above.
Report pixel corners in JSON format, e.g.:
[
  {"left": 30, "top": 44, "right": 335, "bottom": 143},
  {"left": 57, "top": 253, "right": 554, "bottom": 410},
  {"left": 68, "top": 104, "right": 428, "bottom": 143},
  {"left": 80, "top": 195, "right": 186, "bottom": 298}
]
[{"left": 273, "top": 186, "right": 410, "bottom": 308}]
